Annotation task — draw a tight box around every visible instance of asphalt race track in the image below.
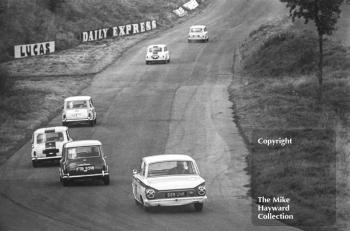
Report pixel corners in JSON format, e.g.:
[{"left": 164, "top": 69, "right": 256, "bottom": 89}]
[{"left": 0, "top": 1, "right": 301, "bottom": 230}]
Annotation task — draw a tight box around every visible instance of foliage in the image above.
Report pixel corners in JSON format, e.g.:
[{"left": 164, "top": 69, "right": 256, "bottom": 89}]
[
  {"left": 280, "top": 0, "right": 344, "bottom": 36},
  {"left": 0, "top": 67, "right": 13, "bottom": 95}
]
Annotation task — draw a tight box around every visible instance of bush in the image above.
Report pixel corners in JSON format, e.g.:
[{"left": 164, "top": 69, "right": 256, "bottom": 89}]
[{"left": 0, "top": 67, "right": 13, "bottom": 95}]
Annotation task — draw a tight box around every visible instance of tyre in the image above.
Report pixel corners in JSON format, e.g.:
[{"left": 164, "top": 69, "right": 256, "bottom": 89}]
[
  {"left": 62, "top": 179, "right": 70, "bottom": 187},
  {"left": 103, "top": 175, "right": 110, "bottom": 185},
  {"left": 94, "top": 118, "right": 97, "bottom": 125},
  {"left": 146, "top": 61, "right": 149, "bottom": 65},
  {"left": 194, "top": 203, "right": 203, "bottom": 212},
  {"left": 206, "top": 38, "right": 209, "bottom": 42},
  {"left": 188, "top": 39, "right": 191, "bottom": 43},
  {"left": 89, "top": 120, "right": 94, "bottom": 127},
  {"left": 32, "top": 160, "right": 38, "bottom": 168},
  {"left": 62, "top": 122, "right": 68, "bottom": 127}
]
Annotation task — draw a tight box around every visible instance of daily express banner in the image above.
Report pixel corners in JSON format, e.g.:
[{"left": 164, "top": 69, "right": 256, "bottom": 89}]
[
  {"left": 14, "top": 41, "right": 55, "bottom": 58},
  {"left": 81, "top": 20, "right": 157, "bottom": 42},
  {"left": 183, "top": 0, "right": 199, "bottom": 10},
  {"left": 173, "top": 7, "right": 188, "bottom": 17}
]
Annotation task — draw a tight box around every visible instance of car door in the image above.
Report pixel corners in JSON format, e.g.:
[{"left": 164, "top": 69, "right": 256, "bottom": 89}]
[{"left": 133, "top": 161, "right": 146, "bottom": 201}]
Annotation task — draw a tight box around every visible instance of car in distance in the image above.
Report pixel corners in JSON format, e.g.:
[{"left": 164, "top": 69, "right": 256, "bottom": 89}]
[
  {"left": 132, "top": 154, "right": 207, "bottom": 212},
  {"left": 59, "top": 140, "right": 110, "bottom": 186},
  {"left": 188, "top": 25, "right": 209, "bottom": 43},
  {"left": 62, "top": 96, "right": 97, "bottom": 127},
  {"left": 31, "top": 126, "right": 72, "bottom": 167},
  {"left": 145, "top": 44, "right": 170, "bottom": 64}
]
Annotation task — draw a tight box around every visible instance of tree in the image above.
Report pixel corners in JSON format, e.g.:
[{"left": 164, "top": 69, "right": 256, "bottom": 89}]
[{"left": 280, "top": 0, "right": 344, "bottom": 97}]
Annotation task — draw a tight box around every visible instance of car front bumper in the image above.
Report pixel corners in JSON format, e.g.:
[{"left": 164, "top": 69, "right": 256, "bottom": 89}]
[{"left": 144, "top": 196, "right": 207, "bottom": 207}]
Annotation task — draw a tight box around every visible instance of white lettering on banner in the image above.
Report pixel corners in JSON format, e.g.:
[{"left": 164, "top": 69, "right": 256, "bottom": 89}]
[
  {"left": 140, "top": 22, "right": 145, "bottom": 32},
  {"left": 82, "top": 20, "right": 157, "bottom": 42},
  {"left": 132, "top": 24, "right": 139, "bottom": 34},
  {"left": 14, "top": 41, "right": 55, "bottom": 58},
  {"left": 173, "top": 7, "right": 188, "bottom": 17},
  {"left": 125, "top": 24, "right": 132, "bottom": 35},
  {"left": 145, "top": 21, "right": 151, "bottom": 31},
  {"left": 183, "top": 0, "right": 199, "bottom": 10},
  {"left": 82, "top": 28, "right": 109, "bottom": 42}
]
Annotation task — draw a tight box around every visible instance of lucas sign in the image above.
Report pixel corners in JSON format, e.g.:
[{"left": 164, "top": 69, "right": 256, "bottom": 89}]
[
  {"left": 14, "top": 41, "right": 55, "bottom": 58},
  {"left": 81, "top": 20, "right": 157, "bottom": 42}
]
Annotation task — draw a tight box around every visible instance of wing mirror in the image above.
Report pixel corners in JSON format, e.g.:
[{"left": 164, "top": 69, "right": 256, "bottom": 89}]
[{"left": 132, "top": 169, "right": 138, "bottom": 175}]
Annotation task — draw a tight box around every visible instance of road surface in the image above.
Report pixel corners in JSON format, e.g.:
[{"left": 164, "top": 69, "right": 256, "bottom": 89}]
[{"left": 0, "top": 0, "right": 301, "bottom": 230}]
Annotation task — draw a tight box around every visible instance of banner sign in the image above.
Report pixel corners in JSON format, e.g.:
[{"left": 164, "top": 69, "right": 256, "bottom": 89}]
[
  {"left": 173, "top": 7, "right": 188, "bottom": 17},
  {"left": 81, "top": 20, "right": 157, "bottom": 42},
  {"left": 14, "top": 41, "right": 55, "bottom": 58},
  {"left": 183, "top": 0, "right": 199, "bottom": 10}
]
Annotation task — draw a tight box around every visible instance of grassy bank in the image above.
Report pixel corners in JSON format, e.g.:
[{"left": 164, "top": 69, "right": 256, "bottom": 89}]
[
  {"left": 229, "top": 19, "right": 350, "bottom": 231},
  {"left": 0, "top": 0, "right": 191, "bottom": 62}
]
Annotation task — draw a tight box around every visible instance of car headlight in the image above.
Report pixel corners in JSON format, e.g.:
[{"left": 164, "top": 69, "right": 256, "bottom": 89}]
[
  {"left": 145, "top": 188, "right": 156, "bottom": 199},
  {"left": 196, "top": 183, "right": 206, "bottom": 196}
]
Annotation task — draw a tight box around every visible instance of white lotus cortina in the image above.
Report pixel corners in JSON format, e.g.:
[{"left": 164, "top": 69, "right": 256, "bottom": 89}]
[
  {"left": 62, "top": 96, "right": 97, "bottom": 127},
  {"left": 132, "top": 154, "right": 207, "bottom": 212}
]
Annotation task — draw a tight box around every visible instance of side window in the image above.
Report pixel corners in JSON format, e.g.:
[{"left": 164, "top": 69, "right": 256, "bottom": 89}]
[
  {"left": 66, "top": 130, "right": 71, "bottom": 141},
  {"left": 141, "top": 161, "right": 145, "bottom": 176}
]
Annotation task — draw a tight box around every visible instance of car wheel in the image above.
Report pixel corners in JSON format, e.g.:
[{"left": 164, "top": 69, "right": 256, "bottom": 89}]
[
  {"left": 62, "top": 122, "right": 68, "bottom": 127},
  {"left": 103, "top": 175, "right": 110, "bottom": 185},
  {"left": 62, "top": 179, "right": 70, "bottom": 187},
  {"left": 32, "top": 160, "right": 38, "bottom": 168},
  {"left": 89, "top": 120, "right": 94, "bottom": 127},
  {"left": 146, "top": 61, "right": 149, "bottom": 65},
  {"left": 94, "top": 118, "right": 97, "bottom": 125},
  {"left": 188, "top": 39, "right": 191, "bottom": 43},
  {"left": 194, "top": 203, "right": 203, "bottom": 212},
  {"left": 206, "top": 38, "right": 209, "bottom": 42}
]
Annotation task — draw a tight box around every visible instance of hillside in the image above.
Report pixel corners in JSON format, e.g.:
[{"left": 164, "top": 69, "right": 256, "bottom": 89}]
[
  {"left": 229, "top": 17, "right": 349, "bottom": 231},
  {"left": 0, "top": 0, "right": 189, "bottom": 62}
]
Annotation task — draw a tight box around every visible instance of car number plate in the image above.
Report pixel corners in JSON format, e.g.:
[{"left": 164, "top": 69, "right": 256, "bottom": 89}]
[
  {"left": 166, "top": 191, "right": 186, "bottom": 198},
  {"left": 76, "top": 166, "right": 94, "bottom": 171}
]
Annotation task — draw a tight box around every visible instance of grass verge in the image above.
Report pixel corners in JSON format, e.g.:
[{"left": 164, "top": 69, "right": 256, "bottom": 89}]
[{"left": 229, "top": 19, "right": 350, "bottom": 231}]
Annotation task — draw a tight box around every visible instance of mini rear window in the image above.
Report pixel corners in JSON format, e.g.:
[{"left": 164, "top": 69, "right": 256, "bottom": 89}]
[
  {"left": 66, "top": 100, "right": 88, "bottom": 109},
  {"left": 190, "top": 28, "right": 203, "bottom": 32},
  {"left": 37, "top": 132, "right": 64, "bottom": 144},
  {"left": 149, "top": 46, "right": 162, "bottom": 53}
]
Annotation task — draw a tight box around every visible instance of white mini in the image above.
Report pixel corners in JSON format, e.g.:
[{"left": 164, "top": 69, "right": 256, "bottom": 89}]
[
  {"left": 31, "top": 126, "right": 72, "bottom": 167},
  {"left": 132, "top": 154, "right": 207, "bottom": 211},
  {"left": 188, "top": 25, "right": 209, "bottom": 42},
  {"left": 145, "top": 44, "right": 170, "bottom": 64},
  {"left": 62, "top": 96, "right": 97, "bottom": 127}
]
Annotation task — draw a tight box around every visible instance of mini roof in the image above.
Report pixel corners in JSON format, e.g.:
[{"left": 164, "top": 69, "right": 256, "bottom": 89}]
[
  {"left": 190, "top": 25, "right": 206, "bottom": 28},
  {"left": 34, "top": 126, "right": 68, "bottom": 134},
  {"left": 64, "top": 96, "right": 91, "bottom": 101},
  {"left": 143, "top": 154, "right": 195, "bottom": 164},
  {"left": 147, "top": 44, "right": 167, "bottom": 48},
  {"left": 65, "top": 140, "right": 102, "bottom": 148}
]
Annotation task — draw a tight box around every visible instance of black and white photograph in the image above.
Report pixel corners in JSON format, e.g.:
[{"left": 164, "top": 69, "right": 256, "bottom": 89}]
[{"left": 0, "top": 0, "right": 349, "bottom": 230}]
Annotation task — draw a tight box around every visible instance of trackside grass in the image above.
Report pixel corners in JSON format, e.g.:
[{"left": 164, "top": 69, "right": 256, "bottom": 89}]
[{"left": 229, "top": 20, "right": 350, "bottom": 231}]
